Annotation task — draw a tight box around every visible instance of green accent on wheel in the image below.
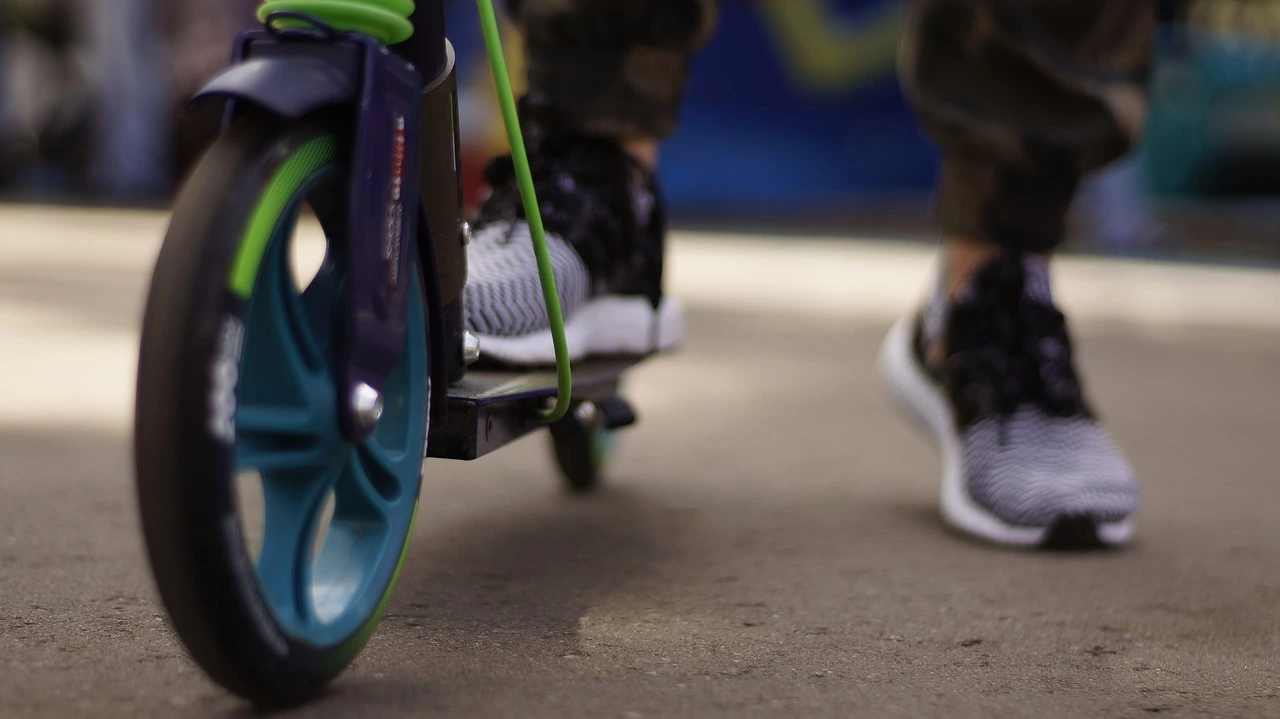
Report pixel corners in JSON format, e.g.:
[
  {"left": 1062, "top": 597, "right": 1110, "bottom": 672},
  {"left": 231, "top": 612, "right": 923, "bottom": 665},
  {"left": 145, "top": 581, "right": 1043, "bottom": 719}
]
[
  {"left": 258, "top": 0, "right": 416, "bottom": 46},
  {"left": 341, "top": 498, "right": 419, "bottom": 653},
  {"left": 228, "top": 136, "right": 337, "bottom": 298},
  {"left": 477, "top": 0, "right": 573, "bottom": 422}
]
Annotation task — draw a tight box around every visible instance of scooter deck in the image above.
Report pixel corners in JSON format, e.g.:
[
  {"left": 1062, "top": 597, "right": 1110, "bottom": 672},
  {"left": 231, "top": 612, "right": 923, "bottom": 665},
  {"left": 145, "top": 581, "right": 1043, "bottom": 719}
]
[{"left": 427, "top": 357, "right": 641, "bottom": 461}]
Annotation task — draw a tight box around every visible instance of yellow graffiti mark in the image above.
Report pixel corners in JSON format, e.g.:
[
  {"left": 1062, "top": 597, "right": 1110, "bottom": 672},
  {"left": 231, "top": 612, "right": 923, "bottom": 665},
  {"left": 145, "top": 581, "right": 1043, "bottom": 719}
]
[
  {"left": 757, "top": 0, "right": 903, "bottom": 95},
  {"left": 462, "top": 17, "right": 526, "bottom": 149},
  {"left": 1188, "top": 0, "right": 1280, "bottom": 39}
]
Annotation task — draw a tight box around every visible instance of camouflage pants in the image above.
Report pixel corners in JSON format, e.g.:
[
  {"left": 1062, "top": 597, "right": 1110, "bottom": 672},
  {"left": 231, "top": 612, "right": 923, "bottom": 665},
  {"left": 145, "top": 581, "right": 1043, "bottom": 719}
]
[{"left": 503, "top": 0, "right": 1155, "bottom": 252}]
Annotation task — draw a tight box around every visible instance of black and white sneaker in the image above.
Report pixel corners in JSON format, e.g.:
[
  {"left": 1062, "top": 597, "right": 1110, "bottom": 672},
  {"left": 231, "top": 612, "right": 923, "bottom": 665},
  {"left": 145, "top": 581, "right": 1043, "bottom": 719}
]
[
  {"left": 878, "top": 253, "right": 1139, "bottom": 548},
  {"left": 462, "top": 97, "right": 683, "bottom": 366}
]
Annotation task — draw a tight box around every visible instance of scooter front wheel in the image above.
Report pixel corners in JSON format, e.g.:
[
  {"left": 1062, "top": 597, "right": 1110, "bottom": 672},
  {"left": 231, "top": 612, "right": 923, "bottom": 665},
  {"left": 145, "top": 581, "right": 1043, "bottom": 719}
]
[{"left": 134, "top": 112, "right": 429, "bottom": 707}]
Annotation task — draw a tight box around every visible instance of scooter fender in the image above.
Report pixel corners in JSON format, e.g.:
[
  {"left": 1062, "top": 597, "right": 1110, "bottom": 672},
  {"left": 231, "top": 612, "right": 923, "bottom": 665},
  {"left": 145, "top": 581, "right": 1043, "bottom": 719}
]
[{"left": 186, "top": 56, "right": 357, "bottom": 120}]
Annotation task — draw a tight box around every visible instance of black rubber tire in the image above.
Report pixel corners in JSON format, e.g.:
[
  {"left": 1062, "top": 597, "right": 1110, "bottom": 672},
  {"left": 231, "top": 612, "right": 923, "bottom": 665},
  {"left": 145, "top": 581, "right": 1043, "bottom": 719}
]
[{"left": 133, "top": 112, "right": 427, "bottom": 707}]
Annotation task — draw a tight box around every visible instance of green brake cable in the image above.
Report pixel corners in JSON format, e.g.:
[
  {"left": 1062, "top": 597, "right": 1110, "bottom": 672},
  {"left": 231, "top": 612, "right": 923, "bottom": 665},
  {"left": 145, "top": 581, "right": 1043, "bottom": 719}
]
[
  {"left": 258, "top": 0, "right": 416, "bottom": 45},
  {"left": 476, "top": 0, "right": 573, "bottom": 421}
]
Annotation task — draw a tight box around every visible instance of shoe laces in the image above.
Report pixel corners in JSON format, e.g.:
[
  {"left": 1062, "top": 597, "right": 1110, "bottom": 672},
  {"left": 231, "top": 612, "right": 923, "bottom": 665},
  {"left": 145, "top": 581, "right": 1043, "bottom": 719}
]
[
  {"left": 472, "top": 97, "right": 644, "bottom": 289},
  {"left": 942, "top": 252, "right": 1089, "bottom": 441}
]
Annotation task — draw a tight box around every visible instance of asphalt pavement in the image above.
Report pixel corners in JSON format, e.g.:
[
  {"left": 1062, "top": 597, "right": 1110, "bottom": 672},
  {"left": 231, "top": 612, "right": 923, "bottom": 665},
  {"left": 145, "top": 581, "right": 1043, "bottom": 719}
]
[{"left": 1, "top": 206, "right": 1278, "bottom": 718}]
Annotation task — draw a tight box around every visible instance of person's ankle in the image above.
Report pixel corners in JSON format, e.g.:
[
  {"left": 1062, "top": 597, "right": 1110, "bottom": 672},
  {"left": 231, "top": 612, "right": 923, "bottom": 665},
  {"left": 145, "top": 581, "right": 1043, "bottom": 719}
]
[
  {"left": 622, "top": 137, "right": 660, "bottom": 171},
  {"left": 921, "top": 237, "right": 1053, "bottom": 366},
  {"left": 942, "top": 236, "right": 1005, "bottom": 299}
]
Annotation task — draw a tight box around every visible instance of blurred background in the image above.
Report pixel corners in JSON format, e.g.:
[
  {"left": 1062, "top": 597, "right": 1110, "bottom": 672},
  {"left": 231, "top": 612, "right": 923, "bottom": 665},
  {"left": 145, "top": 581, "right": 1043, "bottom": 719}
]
[
  {"left": 4, "top": 5, "right": 1280, "bottom": 714},
  {"left": 3, "top": 0, "right": 1280, "bottom": 261}
]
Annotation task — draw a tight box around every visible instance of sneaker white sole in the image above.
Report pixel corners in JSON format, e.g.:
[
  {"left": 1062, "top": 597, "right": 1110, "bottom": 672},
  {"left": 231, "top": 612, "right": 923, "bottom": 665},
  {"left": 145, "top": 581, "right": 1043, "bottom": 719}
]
[
  {"left": 877, "top": 318, "right": 1135, "bottom": 548},
  {"left": 474, "top": 295, "right": 684, "bottom": 366}
]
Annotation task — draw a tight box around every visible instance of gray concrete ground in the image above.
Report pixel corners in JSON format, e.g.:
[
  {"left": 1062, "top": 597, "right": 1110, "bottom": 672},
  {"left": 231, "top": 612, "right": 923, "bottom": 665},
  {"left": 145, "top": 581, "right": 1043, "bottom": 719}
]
[{"left": 1, "top": 207, "right": 1278, "bottom": 718}]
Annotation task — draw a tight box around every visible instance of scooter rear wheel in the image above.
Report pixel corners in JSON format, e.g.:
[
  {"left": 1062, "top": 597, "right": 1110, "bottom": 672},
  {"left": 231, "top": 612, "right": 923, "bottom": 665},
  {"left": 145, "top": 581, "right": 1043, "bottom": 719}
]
[
  {"left": 134, "top": 112, "right": 429, "bottom": 707},
  {"left": 549, "top": 383, "right": 621, "bottom": 494}
]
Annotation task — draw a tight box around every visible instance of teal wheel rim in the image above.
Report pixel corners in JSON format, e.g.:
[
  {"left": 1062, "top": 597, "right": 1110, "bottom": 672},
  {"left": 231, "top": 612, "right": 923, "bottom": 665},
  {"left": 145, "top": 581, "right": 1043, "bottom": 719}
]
[
  {"left": 591, "top": 426, "right": 618, "bottom": 471},
  {"left": 591, "top": 383, "right": 622, "bottom": 470},
  {"left": 233, "top": 162, "right": 426, "bottom": 647}
]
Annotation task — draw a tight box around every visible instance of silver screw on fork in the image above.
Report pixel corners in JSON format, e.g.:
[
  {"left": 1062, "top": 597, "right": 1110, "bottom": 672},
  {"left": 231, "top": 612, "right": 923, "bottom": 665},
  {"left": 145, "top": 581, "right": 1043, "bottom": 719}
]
[
  {"left": 352, "top": 382, "right": 384, "bottom": 429},
  {"left": 574, "top": 401, "right": 597, "bottom": 426},
  {"left": 463, "top": 331, "right": 481, "bottom": 366}
]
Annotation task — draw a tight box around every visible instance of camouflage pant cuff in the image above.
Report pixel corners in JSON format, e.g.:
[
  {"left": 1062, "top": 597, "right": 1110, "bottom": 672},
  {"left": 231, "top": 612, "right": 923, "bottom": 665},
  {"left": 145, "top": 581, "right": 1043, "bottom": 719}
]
[
  {"left": 935, "top": 158, "right": 1079, "bottom": 254},
  {"left": 525, "top": 44, "right": 692, "bottom": 139}
]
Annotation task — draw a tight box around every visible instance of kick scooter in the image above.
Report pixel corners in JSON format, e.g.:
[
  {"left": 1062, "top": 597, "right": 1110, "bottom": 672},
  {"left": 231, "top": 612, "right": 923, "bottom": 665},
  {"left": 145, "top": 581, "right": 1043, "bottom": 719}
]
[{"left": 134, "top": 0, "right": 643, "bottom": 705}]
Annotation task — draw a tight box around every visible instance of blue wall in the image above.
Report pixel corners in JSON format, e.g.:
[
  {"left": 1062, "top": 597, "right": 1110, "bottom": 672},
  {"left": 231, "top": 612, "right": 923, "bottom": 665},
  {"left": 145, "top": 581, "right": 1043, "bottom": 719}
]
[
  {"left": 446, "top": 1, "right": 939, "bottom": 215},
  {"left": 664, "top": 1, "right": 937, "bottom": 213}
]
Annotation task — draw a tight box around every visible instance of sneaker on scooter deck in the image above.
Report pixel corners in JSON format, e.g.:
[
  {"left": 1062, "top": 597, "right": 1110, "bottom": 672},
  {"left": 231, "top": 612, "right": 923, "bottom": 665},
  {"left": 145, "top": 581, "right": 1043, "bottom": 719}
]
[
  {"left": 462, "top": 96, "right": 683, "bottom": 367},
  {"left": 879, "top": 253, "right": 1140, "bottom": 549}
]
